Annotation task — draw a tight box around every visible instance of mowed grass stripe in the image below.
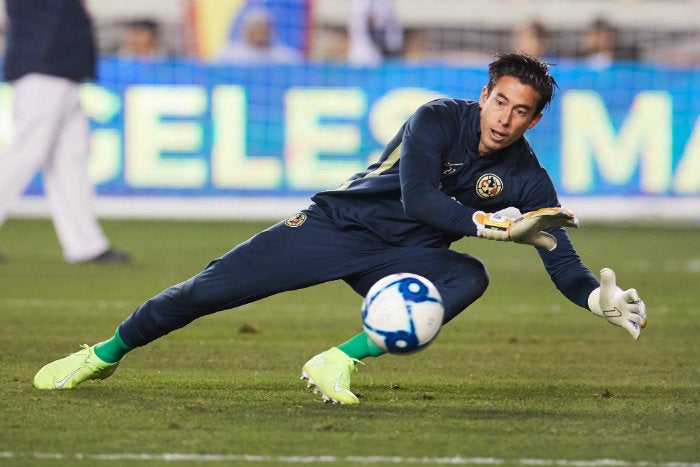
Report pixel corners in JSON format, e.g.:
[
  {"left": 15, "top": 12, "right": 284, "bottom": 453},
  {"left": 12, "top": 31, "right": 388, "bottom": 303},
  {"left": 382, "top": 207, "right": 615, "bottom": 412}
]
[{"left": 1, "top": 452, "right": 699, "bottom": 466}]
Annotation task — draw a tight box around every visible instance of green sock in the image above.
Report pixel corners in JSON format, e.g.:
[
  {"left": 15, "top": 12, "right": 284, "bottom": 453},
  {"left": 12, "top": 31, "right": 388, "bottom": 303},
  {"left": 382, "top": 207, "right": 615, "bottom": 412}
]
[
  {"left": 337, "top": 331, "right": 385, "bottom": 360},
  {"left": 93, "top": 329, "right": 132, "bottom": 364}
]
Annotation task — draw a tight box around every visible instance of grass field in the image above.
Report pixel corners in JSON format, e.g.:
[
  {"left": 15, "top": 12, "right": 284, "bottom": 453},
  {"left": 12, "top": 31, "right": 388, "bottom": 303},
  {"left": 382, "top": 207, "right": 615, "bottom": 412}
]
[{"left": 0, "top": 218, "right": 698, "bottom": 467}]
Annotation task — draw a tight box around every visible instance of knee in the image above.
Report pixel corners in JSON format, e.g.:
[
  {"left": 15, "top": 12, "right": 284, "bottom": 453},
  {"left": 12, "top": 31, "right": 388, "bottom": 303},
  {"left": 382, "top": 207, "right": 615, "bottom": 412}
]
[
  {"left": 456, "top": 254, "right": 490, "bottom": 296},
  {"left": 439, "top": 254, "right": 489, "bottom": 323},
  {"left": 472, "top": 258, "right": 490, "bottom": 296},
  {"left": 178, "top": 276, "right": 221, "bottom": 312}
]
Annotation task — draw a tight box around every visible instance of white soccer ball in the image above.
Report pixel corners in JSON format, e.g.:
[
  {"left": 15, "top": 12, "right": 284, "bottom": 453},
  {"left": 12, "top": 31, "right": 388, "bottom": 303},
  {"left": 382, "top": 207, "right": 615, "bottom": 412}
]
[{"left": 361, "top": 273, "right": 444, "bottom": 354}]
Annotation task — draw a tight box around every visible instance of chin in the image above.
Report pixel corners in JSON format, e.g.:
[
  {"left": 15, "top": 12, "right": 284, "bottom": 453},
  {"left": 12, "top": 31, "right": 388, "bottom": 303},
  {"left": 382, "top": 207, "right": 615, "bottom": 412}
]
[{"left": 484, "top": 142, "right": 506, "bottom": 154}]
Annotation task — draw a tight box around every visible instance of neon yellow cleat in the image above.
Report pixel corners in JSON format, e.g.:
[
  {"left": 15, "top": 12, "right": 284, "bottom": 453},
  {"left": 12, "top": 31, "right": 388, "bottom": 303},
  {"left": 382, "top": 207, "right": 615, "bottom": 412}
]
[
  {"left": 301, "top": 347, "right": 361, "bottom": 405},
  {"left": 33, "top": 345, "right": 118, "bottom": 390}
]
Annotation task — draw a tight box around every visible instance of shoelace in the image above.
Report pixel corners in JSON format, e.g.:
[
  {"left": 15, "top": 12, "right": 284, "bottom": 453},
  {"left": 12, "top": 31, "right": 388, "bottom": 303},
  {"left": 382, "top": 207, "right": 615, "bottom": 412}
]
[
  {"left": 79, "top": 344, "right": 91, "bottom": 358},
  {"left": 78, "top": 344, "right": 101, "bottom": 368},
  {"left": 348, "top": 358, "right": 363, "bottom": 371}
]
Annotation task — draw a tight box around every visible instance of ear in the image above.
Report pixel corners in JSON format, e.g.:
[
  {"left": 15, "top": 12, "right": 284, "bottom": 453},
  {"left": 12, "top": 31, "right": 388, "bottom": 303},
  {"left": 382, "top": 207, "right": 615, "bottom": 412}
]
[
  {"left": 478, "top": 86, "right": 489, "bottom": 107},
  {"left": 527, "top": 112, "right": 543, "bottom": 129}
]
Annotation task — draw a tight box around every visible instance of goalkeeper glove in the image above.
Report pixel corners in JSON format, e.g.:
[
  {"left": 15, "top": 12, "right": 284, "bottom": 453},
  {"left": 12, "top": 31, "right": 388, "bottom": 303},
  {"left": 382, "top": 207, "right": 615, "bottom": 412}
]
[
  {"left": 587, "top": 268, "right": 647, "bottom": 340},
  {"left": 472, "top": 207, "right": 579, "bottom": 251}
]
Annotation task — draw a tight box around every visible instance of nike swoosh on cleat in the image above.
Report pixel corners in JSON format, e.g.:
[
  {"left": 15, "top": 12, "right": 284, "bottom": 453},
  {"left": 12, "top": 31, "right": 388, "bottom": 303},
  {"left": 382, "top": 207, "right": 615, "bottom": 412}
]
[
  {"left": 333, "top": 376, "right": 345, "bottom": 393},
  {"left": 53, "top": 369, "right": 80, "bottom": 389}
]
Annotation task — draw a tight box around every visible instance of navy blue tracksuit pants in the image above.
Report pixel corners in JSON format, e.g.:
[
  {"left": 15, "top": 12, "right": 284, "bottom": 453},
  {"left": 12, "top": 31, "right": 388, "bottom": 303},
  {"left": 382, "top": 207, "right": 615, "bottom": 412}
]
[{"left": 117, "top": 205, "right": 490, "bottom": 349}]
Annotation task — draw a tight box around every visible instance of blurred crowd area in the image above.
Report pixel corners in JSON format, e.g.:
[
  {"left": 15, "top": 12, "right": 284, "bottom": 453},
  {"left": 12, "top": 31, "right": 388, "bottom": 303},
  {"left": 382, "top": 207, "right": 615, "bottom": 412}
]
[{"left": 2, "top": 0, "right": 700, "bottom": 67}]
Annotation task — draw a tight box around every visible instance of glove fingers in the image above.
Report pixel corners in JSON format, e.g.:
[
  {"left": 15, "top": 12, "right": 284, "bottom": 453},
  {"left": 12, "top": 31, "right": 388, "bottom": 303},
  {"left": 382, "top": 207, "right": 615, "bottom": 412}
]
[
  {"left": 560, "top": 216, "right": 579, "bottom": 228},
  {"left": 527, "top": 214, "right": 578, "bottom": 231},
  {"left": 522, "top": 207, "right": 574, "bottom": 219},
  {"left": 621, "top": 319, "right": 641, "bottom": 340},
  {"left": 599, "top": 268, "right": 617, "bottom": 309},
  {"left": 621, "top": 298, "right": 644, "bottom": 340},
  {"left": 539, "top": 232, "right": 557, "bottom": 251},
  {"left": 626, "top": 307, "right": 643, "bottom": 326},
  {"left": 517, "top": 231, "right": 556, "bottom": 251},
  {"left": 638, "top": 299, "right": 648, "bottom": 329},
  {"left": 511, "top": 209, "right": 575, "bottom": 249},
  {"left": 621, "top": 288, "right": 640, "bottom": 303},
  {"left": 548, "top": 210, "right": 578, "bottom": 227},
  {"left": 621, "top": 288, "right": 648, "bottom": 329}
]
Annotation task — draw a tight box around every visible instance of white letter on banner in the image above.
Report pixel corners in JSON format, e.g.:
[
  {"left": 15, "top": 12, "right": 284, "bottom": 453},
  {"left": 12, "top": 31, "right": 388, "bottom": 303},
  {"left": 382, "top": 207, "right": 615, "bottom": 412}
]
[
  {"left": 562, "top": 90, "right": 672, "bottom": 194},
  {"left": 81, "top": 84, "right": 122, "bottom": 184},
  {"left": 210, "top": 85, "right": 282, "bottom": 189},
  {"left": 285, "top": 88, "right": 366, "bottom": 190},
  {"left": 674, "top": 116, "right": 700, "bottom": 194},
  {"left": 125, "top": 86, "right": 207, "bottom": 188},
  {"left": 368, "top": 88, "right": 445, "bottom": 164}
]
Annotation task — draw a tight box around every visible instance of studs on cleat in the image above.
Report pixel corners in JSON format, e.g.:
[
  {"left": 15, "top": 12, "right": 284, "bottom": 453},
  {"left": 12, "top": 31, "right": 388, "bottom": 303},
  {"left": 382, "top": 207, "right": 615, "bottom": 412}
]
[
  {"left": 300, "top": 348, "right": 360, "bottom": 405},
  {"left": 301, "top": 372, "right": 344, "bottom": 404}
]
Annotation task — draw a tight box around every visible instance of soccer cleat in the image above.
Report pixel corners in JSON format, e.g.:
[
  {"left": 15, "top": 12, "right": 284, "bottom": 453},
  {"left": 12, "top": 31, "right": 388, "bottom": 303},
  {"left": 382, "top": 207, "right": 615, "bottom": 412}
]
[
  {"left": 33, "top": 345, "right": 118, "bottom": 390},
  {"left": 301, "top": 347, "right": 361, "bottom": 405},
  {"left": 80, "top": 248, "right": 130, "bottom": 264}
]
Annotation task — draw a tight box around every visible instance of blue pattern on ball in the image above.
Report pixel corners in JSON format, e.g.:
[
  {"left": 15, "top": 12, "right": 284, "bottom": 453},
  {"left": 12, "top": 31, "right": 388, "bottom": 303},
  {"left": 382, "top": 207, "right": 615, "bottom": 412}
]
[
  {"left": 398, "top": 277, "right": 429, "bottom": 302},
  {"left": 382, "top": 329, "right": 419, "bottom": 353}
]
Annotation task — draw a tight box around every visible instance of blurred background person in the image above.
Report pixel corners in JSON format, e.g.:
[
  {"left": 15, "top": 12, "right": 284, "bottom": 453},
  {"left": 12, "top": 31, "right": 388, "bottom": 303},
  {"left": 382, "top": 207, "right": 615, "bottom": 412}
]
[
  {"left": 347, "top": 0, "right": 404, "bottom": 66},
  {"left": 0, "top": 0, "right": 129, "bottom": 264},
  {"left": 402, "top": 28, "right": 428, "bottom": 62},
  {"left": 578, "top": 17, "right": 618, "bottom": 67},
  {"left": 118, "top": 18, "right": 166, "bottom": 59},
  {"left": 311, "top": 25, "right": 349, "bottom": 62},
  {"left": 214, "top": 7, "right": 302, "bottom": 64},
  {"left": 512, "top": 20, "right": 551, "bottom": 59}
]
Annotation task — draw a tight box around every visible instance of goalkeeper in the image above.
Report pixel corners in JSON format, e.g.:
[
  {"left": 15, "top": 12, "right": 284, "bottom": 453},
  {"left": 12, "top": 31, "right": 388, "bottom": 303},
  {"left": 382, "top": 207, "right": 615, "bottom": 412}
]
[{"left": 33, "top": 52, "right": 646, "bottom": 404}]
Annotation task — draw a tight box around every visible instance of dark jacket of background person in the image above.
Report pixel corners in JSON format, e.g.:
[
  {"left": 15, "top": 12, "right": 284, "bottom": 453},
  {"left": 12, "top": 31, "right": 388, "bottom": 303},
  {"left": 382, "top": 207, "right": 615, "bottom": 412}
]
[{"left": 3, "top": 0, "right": 96, "bottom": 83}]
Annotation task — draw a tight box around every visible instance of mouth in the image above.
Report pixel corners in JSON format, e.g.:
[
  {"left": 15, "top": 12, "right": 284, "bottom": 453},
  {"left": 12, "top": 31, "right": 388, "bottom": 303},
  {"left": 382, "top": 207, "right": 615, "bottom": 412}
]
[{"left": 490, "top": 128, "right": 508, "bottom": 143}]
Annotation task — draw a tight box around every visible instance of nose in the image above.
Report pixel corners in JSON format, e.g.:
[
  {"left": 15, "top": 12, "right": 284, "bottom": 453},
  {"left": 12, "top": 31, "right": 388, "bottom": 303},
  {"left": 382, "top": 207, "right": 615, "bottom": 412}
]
[{"left": 499, "top": 111, "right": 512, "bottom": 127}]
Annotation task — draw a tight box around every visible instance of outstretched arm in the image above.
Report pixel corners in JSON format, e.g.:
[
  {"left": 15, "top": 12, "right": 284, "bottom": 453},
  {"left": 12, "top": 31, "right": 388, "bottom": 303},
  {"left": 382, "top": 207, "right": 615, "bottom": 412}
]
[{"left": 538, "top": 229, "right": 648, "bottom": 340}]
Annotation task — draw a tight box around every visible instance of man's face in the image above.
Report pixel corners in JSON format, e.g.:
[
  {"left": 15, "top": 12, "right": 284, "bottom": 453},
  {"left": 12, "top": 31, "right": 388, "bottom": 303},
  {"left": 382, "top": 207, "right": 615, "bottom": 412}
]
[
  {"left": 245, "top": 20, "right": 271, "bottom": 48},
  {"left": 478, "top": 75, "right": 543, "bottom": 155}
]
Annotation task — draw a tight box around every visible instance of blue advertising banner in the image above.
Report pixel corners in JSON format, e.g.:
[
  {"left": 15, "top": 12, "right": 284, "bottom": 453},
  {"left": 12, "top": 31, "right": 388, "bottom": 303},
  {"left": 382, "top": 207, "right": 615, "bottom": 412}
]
[{"left": 2, "top": 59, "right": 699, "bottom": 217}]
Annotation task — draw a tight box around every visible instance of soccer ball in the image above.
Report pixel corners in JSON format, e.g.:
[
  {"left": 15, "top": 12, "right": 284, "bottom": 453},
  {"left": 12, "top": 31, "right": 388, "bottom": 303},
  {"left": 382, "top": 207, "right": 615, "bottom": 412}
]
[{"left": 361, "top": 273, "right": 444, "bottom": 354}]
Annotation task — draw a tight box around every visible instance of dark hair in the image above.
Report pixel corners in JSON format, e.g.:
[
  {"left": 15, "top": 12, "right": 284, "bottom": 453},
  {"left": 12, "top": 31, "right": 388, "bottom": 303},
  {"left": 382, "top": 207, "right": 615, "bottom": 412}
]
[
  {"left": 487, "top": 52, "right": 557, "bottom": 114},
  {"left": 590, "top": 17, "right": 616, "bottom": 35},
  {"left": 124, "top": 19, "right": 160, "bottom": 35}
]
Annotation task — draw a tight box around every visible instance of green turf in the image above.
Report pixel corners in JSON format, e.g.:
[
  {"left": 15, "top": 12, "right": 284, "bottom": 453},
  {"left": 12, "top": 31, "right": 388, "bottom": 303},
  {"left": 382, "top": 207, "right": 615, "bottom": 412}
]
[{"left": 0, "top": 218, "right": 698, "bottom": 467}]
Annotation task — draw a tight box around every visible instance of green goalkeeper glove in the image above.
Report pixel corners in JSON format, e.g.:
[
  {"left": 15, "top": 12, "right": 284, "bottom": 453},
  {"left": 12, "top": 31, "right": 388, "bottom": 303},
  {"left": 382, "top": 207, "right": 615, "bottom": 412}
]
[
  {"left": 472, "top": 207, "right": 579, "bottom": 251},
  {"left": 587, "top": 268, "right": 648, "bottom": 340}
]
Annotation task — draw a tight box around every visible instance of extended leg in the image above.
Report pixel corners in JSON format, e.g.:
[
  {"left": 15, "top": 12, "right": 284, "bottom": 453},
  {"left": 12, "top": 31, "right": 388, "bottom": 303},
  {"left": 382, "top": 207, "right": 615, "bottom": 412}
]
[{"left": 116, "top": 210, "right": 368, "bottom": 348}]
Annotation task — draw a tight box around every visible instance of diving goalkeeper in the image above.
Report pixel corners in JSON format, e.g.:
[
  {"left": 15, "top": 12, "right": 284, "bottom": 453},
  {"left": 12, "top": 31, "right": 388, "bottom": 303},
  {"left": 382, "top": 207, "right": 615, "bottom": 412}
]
[{"left": 33, "top": 52, "right": 647, "bottom": 404}]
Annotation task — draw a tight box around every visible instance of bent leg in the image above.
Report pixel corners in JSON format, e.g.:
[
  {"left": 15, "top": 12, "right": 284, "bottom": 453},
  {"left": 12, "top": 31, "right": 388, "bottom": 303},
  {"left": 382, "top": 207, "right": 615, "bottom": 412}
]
[
  {"left": 345, "top": 247, "right": 489, "bottom": 324},
  {"left": 307, "top": 247, "right": 489, "bottom": 401}
]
